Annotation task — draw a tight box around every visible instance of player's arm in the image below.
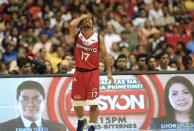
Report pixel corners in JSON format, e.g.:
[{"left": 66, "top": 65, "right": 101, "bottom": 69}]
[
  {"left": 69, "top": 14, "right": 92, "bottom": 39},
  {"left": 99, "top": 35, "right": 114, "bottom": 84}
]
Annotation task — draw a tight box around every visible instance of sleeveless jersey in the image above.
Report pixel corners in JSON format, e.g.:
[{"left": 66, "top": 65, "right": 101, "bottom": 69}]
[{"left": 74, "top": 32, "right": 100, "bottom": 70}]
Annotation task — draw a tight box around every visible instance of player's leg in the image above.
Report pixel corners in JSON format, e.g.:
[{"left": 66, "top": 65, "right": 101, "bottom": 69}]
[
  {"left": 89, "top": 105, "right": 98, "bottom": 123},
  {"left": 88, "top": 105, "right": 98, "bottom": 131},
  {"left": 85, "top": 70, "right": 100, "bottom": 131},
  {"left": 71, "top": 71, "right": 87, "bottom": 131},
  {"left": 75, "top": 106, "right": 87, "bottom": 131},
  {"left": 74, "top": 106, "right": 84, "bottom": 119}
]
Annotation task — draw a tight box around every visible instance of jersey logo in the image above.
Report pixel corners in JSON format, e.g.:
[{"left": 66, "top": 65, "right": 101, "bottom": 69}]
[
  {"left": 74, "top": 95, "right": 81, "bottom": 100},
  {"left": 76, "top": 44, "right": 97, "bottom": 52},
  {"left": 83, "top": 40, "right": 91, "bottom": 46}
]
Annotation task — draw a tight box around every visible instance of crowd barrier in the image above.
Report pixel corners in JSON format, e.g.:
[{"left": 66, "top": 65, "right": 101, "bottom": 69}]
[{"left": 0, "top": 71, "right": 194, "bottom": 131}]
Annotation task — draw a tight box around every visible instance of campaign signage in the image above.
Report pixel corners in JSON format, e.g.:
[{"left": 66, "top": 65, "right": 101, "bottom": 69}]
[{"left": 0, "top": 74, "right": 194, "bottom": 131}]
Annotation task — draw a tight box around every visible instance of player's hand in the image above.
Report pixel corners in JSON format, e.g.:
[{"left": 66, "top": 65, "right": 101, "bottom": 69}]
[
  {"left": 80, "top": 13, "right": 92, "bottom": 20},
  {"left": 107, "top": 73, "right": 114, "bottom": 84}
]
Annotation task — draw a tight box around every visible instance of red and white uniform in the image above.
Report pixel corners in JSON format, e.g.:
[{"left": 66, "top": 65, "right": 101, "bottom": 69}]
[
  {"left": 71, "top": 31, "right": 100, "bottom": 106},
  {"left": 74, "top": 31, "right": 100, "bottom": 70}
]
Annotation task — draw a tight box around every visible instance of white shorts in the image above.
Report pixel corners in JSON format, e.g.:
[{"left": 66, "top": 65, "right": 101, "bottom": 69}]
[{"left": 71, "top": 97, "right": 99, "bottom": 107}]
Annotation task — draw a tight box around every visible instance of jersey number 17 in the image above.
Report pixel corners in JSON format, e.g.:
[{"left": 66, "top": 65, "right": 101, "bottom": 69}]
[{"left": 81, "top": 51, "right": 90, "bottom": 61}]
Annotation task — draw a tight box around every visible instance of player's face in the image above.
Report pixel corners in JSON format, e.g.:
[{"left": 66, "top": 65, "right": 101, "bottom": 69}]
[
  {"left": 168, "top": 83, "right": 193, "bottom": 113},
  {"left": 18, "top": 89, "right": 44, "bottom": 121},
  {"left": 81, "top": 17, "right": 93, "bottom": 28}
]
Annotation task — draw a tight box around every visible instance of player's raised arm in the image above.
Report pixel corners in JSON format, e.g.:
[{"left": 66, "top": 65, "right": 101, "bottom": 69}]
[
  {"left": 69, "top": 14, "right": 92, "bottom": 40},
  {"left": 99, "top": 35, "right": 114, "bottom": 84}
]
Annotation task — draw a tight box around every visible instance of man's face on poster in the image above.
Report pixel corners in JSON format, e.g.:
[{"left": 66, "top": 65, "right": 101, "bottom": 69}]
[
  {"left": 17, "top": 89, "right": 45, "bottom": 121},
  {"left": 168, "top": 83, "right": 193, "bottom": 112}
]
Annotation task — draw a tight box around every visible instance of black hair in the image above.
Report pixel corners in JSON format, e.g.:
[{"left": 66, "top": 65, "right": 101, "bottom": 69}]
[
  {"left": 156, "top": 51, "right": 168, "bottom": 60},
  {"left": 17, "top": 57, "right": 32, "bottom": 68},
  {"left": 182, "top": 55, "right": 193, "bottom": 70},
  {"left": 115, "top": 54, "right": 127, "bottom": 70},
  {"left": 16, "top": 80, "right": 45, "bottom": 100},
  {"left": 169, "top": 59, "right": 177, "bottom": 66},
  {"left": 116, "top": 54, "right": 127, "bottom": 61},
  {"left": 177, "top": 41, "right": 186, "bottom": 49},
  {"left": 145, "top": 55, "right": 156, "bottom": 65},
  {"left": 136, "top": 53, "right": 147, "bottom": 62},
  {"left": 30, "top": 58, "right": 46, "bottom": 74},
  {"left": 166, "top": 44, "right": 174, "bottom": 49}
]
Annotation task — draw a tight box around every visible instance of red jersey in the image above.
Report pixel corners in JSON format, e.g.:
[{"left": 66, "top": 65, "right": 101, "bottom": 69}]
[{"left": 74, "top": 31, "right": 100, "bottom": 70}]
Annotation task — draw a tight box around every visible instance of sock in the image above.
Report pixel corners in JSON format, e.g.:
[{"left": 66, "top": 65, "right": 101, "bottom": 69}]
[
  {"left": 78, "top": 117, "right": 84, "bottom": 121},
  {"left": 88, "top": 123, "right": 95, "bottom": 126}
]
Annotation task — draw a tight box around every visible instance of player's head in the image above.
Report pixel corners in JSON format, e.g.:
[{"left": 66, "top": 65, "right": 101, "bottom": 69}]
[
  {"left": 16, "top": 80, "right": 45, "bottom": 121},
  {"left": 80, "top": 15, "right": 94, "bottom": 29}
]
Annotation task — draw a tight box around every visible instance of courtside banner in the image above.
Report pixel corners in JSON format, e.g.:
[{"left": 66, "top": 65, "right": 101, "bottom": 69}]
[{"left": 0, "top": 74, "right": 194, "bottom": 131}]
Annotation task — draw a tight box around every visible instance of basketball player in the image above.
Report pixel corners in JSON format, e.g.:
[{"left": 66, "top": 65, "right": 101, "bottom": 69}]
[{"left": 69, "top": 13, "right": 113, "bottom": 131}]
